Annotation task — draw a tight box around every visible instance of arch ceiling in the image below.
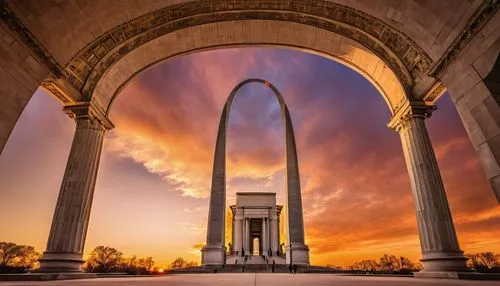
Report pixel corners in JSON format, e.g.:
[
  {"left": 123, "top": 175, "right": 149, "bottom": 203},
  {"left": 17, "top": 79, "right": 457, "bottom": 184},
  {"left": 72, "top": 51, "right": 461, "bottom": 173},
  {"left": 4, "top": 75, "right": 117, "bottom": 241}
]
[{"left": 3, "top": 0, "right": 497, "bottom": 114}]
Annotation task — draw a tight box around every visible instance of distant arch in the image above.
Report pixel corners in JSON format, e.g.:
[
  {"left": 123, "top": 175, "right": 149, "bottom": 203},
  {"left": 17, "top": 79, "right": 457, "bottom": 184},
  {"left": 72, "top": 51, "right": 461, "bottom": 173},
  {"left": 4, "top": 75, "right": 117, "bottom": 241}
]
[{"left": 202, "top": 78, "right": 309, "bottom": 265}]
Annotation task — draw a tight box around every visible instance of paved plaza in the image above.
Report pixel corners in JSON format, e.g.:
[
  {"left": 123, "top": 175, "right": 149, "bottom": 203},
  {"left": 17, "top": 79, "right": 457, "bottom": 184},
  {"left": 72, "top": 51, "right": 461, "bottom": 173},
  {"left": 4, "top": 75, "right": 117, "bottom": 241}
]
[{"left": 1, "top": 274, "right": 500, "bottom": 286}]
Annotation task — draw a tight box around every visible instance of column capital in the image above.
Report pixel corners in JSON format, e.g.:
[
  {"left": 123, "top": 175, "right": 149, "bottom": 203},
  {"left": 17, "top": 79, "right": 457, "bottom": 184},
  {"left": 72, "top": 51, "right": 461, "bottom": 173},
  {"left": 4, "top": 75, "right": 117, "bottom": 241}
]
[
  {"left": 63, "top": 101, "right": 114, "bottom": 130},
  {"left": 387, "top": 100, "right": 436, "bottom": 131}
]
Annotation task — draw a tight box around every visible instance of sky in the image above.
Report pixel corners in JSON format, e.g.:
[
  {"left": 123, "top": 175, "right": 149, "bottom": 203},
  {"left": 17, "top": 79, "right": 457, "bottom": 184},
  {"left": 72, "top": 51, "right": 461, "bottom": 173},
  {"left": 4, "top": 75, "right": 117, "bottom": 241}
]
[{"left": 0, "top": 47, "right": 499, "bottom": 268}]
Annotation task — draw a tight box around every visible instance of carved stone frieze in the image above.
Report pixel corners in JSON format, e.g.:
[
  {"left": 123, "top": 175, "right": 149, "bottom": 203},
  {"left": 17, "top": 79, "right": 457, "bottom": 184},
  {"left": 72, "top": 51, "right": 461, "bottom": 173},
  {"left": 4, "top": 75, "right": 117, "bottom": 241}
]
[
  {"left": 421, "top": 81, "right": 448, "bottom": 103},
  {"left": 62, "top": 0, "right": 432, "bottom": 99},
  {"left": 429, "top": 0, "right": 500, "bottom": 77},
  {"left": 40, "top": 81, "right": 71, "bottom": 104},
  {"left": 2, "top": 0, "right": 497, "bottom": 103}
]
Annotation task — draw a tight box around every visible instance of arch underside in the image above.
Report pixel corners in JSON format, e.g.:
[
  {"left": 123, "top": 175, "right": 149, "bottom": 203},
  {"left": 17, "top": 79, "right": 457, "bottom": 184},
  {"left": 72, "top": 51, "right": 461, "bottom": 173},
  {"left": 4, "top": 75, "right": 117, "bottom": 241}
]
[
  {"left": 3, "top": 0, "right": 495, "bottom": 146},
  {"left": 92, "top": 20, "right": 407, "bottom": 115},
  {"left": 14, "top": 0, "right": 457, "bottom": 116}
]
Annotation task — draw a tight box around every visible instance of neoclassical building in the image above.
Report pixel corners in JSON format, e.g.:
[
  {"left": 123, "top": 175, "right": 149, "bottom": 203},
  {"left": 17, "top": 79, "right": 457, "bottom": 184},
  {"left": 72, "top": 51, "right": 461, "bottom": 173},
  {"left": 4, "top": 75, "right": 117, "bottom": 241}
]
[
  {"left": 0, "top": 0, "right": 499, "bottom": 279},
  {"left": 227, "top": 192, "right": 285, "bottom": 265}
]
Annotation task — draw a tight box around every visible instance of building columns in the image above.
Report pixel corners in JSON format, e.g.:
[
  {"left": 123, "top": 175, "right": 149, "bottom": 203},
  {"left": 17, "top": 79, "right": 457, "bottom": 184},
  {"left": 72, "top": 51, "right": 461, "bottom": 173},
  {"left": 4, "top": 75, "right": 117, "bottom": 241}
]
[
  {"left": 39, "top": 102, "right": 113, "bottom": 272},
  {"left": 233, "top": 217, "right": 243, "bottom": 256},
  {"left": 388, "top": 101, "right": 468, "bottom": 277},
  {"left": 270, "top": 217, "right": 279, "bottom": 254},
  {"left": 261, "top": 218, "right": 267, "bottom": 254},
  {"left": 244, "top": 218, "right": 250, "bottom": 254}
]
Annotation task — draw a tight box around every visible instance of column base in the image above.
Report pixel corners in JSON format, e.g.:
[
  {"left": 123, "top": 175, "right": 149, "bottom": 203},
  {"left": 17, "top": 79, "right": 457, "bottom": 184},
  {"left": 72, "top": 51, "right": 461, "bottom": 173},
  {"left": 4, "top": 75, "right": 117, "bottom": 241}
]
[
  {"left": 38, "top": 252, "right": 84, "bottom": 273},
  {"left": 201, "top": 245, "right": 226, "bottom": 266},
  {"left": 415, "top": 251, "right": 469, "bottom": 278},
  {"left": 285, "top": 243, "right": 310, "bottom": 266}
]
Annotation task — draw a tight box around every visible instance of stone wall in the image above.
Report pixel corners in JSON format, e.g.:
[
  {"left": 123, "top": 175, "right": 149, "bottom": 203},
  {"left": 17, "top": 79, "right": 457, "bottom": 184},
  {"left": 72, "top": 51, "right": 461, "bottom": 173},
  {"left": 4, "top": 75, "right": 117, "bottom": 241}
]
[{"left": 0, "top": 22, "right": 48, "bottom": 153}]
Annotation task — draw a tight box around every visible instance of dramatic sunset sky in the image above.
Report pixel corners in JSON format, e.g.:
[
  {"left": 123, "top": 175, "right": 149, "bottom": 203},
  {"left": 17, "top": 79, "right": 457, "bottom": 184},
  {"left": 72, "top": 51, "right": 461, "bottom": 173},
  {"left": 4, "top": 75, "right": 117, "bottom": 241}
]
[{"left": 0, "top": 48, "right": 499, "bottom": 268}]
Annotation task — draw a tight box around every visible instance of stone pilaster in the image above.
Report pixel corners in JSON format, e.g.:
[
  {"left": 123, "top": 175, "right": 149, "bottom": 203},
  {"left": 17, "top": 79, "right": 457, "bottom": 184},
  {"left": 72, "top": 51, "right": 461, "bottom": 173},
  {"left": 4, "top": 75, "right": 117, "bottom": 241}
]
[
  {"left": 39, "top": 102, "right": 113, "bottom": 273},
  {"left": 388, "top": 101, "right": 468, "bottom": 278}
]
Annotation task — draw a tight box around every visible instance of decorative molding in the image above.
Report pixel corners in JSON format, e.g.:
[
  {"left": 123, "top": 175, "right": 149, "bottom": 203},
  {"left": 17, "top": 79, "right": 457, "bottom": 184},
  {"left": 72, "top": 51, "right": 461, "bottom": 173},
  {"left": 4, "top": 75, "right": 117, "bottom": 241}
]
[
  {"left": 57, "top": 0, "right": 432, "bottom": 99},
  {"left": 429, "top": 0, "right": 500, "bottom": 78},
  {"left": 40, "top": 76, "right": 84, "bottom": 105},
  {"left": 387, "top": 100, "right": 436, "bottom": 131},
  {"left": 0, "top": 5, "right": 63, "bottom": 77},
  {"left": 420, "top": 81, "right": 448, "bottom": 103},
  {"left": 63, "top": 102, "right": 114, "bottom": 130},
  {"left": 40, "top": 81, "right": 71, "bottom": 104}
]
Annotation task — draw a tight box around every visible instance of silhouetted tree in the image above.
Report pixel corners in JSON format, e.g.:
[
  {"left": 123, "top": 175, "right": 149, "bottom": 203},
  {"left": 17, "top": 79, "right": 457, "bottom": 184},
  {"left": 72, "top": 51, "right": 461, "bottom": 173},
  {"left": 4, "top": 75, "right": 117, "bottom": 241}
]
[
  {"left": 399, "top": 256, "right": 415, "bottom": 270},
  {"left": 118, "top": 255, "right": 155, "bottom": 274},
  {"left": 0, "top": 242, "right": 23, "bottom": 268},
  {"left": 378, "top": 254, "right": 400, "bottom": 272},
  {"left": 138, "top": 257, "right": 155, "bottom": 273},
  {"left": 467, "top": 252, "right": 500, "bottom": 272},
  {"left": 347, "top": 254, "right": 422, "bottom": 273},
  {"left": 360, "top": 260, "right": 378, "bottom": 272},
  {"left": 168, "top": 257, "right": 198, "bottom": 269},
  {"left": 84, "top": 246, "right": 123, "bottom": 273},
  {"left": 0, "top": 242, "right": 41, "bottom": 272}
]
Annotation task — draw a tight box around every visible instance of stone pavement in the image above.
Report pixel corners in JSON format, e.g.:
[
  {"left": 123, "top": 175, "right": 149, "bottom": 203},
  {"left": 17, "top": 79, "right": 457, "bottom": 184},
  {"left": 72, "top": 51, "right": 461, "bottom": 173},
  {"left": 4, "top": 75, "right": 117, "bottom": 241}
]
[{"left": 1, "top": 274, "right": 500, "bottom": 286}]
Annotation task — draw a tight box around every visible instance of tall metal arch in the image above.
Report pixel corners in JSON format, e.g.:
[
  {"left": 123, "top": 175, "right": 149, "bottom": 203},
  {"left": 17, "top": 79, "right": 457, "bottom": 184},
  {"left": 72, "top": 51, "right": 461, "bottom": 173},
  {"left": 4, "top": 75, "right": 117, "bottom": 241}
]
[{"left": 201, "top": 78, "right": 309, "bottom": 266}]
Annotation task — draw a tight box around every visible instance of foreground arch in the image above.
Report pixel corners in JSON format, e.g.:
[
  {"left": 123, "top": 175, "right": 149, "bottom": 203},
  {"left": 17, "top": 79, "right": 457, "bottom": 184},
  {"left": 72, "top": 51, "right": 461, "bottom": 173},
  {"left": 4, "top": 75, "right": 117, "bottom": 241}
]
[
  {"left": 1, "top": 1, "right": 499, "bottom": 202},
  {"left": 201, "top": 78, "right": 309, "bottom": 266},
  {"left": 0, "top": 0, "right": 498, "bottom": 278}
]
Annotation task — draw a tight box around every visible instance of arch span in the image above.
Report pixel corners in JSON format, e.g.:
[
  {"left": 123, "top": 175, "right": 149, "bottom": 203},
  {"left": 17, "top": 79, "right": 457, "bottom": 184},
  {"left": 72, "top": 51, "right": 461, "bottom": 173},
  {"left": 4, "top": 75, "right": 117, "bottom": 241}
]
[
  {"left": 202, "top": 78, "right": 309, "bottom": 266},
  {"left": 92, "top": 20, "right": 407, "bottom": 116}
]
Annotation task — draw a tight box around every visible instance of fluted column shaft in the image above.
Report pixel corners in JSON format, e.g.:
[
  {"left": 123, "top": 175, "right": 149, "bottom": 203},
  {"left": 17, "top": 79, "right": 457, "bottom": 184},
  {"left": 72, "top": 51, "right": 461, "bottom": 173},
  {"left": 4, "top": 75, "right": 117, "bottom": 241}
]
[
  {"left": 245, "top": 218, "right": 250, "bottom": 253},
  {"left": 270, "top": 218, "right": 279, "bottom": 253},
  {"left": 389, "top": 101, "right": 467, "bottom": 275},
  {"left": 233, "top": 218, "right": 243, "bottom": 256},
  {"left": 261, "top": 218, "right": 267, "bottom": 254},
  {"left": 39, "top": 103, "right": 113, "bottom": 272}
]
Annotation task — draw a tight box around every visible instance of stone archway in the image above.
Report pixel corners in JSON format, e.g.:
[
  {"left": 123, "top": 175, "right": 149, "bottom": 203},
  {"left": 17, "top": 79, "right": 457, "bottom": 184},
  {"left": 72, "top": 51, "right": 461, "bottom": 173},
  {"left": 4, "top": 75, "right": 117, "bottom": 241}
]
[
  {"left": 202, "top": 78, "right": 309, "bottom": 266},
  {"left": 0, "top": 0, "right": 498, "bottom": 278}
]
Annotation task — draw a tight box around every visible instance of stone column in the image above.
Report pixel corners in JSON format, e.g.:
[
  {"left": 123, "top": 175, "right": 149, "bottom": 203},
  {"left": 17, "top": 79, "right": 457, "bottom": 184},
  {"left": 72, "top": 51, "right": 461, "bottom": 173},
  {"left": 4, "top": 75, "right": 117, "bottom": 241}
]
[
  {"left": 270, "top": 217, "right": 279, "bottom": 253},
  {"left": 39, "top": 103, "right": 113, "bottom": 272},
  {"left": 388, "top": 101, "right": 468, "bottom": 278},
  {"left": 233, "top": 217, "right": 243, "bottom": 256},
  {"left": 245, "top": 218, "right": 250, "bottom": 254},
  {"left": 266, "top": 217, "right": 271, "bottom": 253},
  {"left": 261, "top": 218, "right": 267, "bottom": 255}
]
